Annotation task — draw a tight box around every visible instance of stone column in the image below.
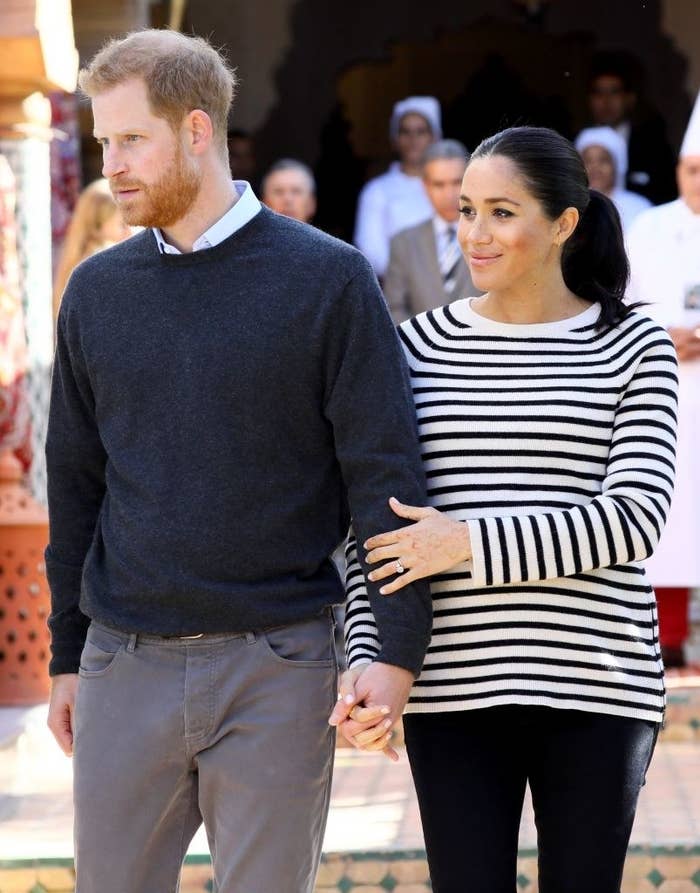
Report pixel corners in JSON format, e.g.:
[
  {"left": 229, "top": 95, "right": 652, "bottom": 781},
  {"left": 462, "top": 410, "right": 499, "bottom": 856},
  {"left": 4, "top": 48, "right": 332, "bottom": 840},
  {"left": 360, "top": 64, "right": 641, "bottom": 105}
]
[
  {"left": 0, "top": 96, "right": 54, "bottom": 502},
  {"left": 0, "top": 0, "right": 78, "bottom": 502}
]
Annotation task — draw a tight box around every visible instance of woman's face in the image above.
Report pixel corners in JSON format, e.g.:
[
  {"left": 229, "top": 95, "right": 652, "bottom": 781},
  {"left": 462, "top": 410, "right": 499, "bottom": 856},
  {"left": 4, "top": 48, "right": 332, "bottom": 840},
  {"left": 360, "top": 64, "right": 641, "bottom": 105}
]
[
  {"left": 457, "top": 154, "right": 569, "bottom": 294},
  {"left": 581, "top": 145, "right": 616, "bottom": 194},
  {"left": 395, "top": 113, "right": 434, "bottom": 167}
]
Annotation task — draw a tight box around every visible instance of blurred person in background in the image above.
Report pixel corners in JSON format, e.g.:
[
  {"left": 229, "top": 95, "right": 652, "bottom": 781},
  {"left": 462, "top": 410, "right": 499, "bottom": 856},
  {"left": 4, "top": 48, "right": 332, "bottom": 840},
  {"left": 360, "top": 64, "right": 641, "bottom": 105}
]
[
  {"left": 52, "top": 178, "right": 132, "bottom": 317},
  {"left": 227, "top": 128, "right": 258, "bottom": 189},
  {"left": 354, "top": 96, "right": 440, "bottom": 278},
  {"left": 574, "top": 126, "right": 651, "bottom": 232},
  {"left": 626, "top": 88, "right": 700, "bottom": 663},
  {"left": 586, "top": 52, "right": 676, "bottom": 205},
  {"left": 383, "top": 139, "right": 477, "bottom": 323},
  {"left": 261, "top": 158, "right": 316, "bottom": 223}
]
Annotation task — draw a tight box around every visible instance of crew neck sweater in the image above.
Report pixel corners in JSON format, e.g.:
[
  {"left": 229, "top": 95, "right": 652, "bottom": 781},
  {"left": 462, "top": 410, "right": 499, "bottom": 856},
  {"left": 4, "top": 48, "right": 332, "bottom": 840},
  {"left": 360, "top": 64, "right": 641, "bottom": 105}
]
[
  {"left": 46, "top": 208, "right": 432, "bottom": 676},
  {"left": 344, "top": 299, "right": 678, "bottom": 723}
]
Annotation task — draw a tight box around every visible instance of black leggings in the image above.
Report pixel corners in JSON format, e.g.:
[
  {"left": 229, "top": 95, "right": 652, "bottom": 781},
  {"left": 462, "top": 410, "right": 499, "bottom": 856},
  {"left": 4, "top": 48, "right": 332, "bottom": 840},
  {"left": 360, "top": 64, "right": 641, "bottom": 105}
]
[{"left": 403, "top": 705, "right": 658, "bottom": 893}]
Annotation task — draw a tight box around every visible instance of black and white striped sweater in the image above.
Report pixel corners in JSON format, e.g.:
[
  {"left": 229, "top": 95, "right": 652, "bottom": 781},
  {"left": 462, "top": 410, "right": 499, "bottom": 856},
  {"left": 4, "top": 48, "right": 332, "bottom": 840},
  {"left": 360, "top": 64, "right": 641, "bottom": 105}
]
[{"left": 344, "top": 299, "right": 678, "bottom": 723}]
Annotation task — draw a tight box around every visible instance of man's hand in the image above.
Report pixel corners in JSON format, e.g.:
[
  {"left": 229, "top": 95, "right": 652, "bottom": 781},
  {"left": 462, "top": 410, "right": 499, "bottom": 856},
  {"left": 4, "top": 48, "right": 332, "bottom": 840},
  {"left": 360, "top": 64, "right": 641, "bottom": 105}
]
[
  {"left": 668, "top": 326, "right": 700, "bottom": 362},
  {"left": 329, "top": 661, "right": 414, "bottom": 761},
  {"left": 47, "top": 673, "right": 79, "bottom": 756}
]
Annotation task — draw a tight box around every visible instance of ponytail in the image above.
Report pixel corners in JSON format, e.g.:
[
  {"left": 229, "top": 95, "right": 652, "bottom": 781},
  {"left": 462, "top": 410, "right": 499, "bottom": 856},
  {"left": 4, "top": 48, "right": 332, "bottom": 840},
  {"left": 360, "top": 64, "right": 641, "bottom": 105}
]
[{"left": 562, "top": 190, "right": 631, "bottom": 327}]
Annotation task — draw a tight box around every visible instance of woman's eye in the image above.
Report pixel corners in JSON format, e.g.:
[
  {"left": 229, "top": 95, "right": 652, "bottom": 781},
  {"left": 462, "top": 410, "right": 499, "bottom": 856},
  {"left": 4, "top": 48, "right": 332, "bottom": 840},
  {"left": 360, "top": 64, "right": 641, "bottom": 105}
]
[
  {"left": 459, "top": 207, "right": 475, "bottom": 217},
  {"left": 494, "top": 208, "right": 514, "bottom": 218}
]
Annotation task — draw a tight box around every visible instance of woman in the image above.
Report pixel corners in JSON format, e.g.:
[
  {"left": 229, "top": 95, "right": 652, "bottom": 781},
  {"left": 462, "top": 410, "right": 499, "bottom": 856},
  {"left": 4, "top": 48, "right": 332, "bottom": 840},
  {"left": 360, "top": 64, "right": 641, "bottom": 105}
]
[
  {"left": 53, "top": 178, "right": 132, "bottom": 318},
  {"left": 353, "top": 96, "right": 440, "bottom": 278},
  {"left": 335, "top": 127, "right": 677, "bottom": 893},
  {"left": 574, "top": 126, "right": 651, "bottom": 231}
]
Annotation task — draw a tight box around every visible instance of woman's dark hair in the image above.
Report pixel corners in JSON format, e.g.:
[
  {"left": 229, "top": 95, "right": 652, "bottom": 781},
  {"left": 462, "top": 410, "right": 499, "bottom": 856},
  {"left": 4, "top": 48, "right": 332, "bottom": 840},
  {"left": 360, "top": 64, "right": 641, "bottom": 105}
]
[{"left": 469, "top": 126, "right": 637, "bottom": 328}]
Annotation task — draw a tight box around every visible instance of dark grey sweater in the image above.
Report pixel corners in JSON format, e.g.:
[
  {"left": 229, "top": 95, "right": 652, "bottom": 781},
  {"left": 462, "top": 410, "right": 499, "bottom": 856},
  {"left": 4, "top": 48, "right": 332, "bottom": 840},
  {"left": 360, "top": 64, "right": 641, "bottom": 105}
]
[{"left": 46, "top": 208, "right": 431, "bottom": 676}]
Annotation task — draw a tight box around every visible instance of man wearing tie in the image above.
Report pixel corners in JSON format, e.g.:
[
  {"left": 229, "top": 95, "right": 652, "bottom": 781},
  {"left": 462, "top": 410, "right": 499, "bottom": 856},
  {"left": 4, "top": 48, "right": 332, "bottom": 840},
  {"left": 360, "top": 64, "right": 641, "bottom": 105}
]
[{"left": 383, "top": 140, "right": 478, "bottom": 323}]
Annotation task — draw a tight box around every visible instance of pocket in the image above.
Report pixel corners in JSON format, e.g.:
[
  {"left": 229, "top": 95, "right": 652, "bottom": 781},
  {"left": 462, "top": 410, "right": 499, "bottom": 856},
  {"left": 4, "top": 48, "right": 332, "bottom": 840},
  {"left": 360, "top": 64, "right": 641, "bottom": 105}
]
[
  {"left": 260, "top": 614, "right": 336, "bottom": 668},
  {"left": 78, "top": 624, "right": 125, "bottom": 678}
]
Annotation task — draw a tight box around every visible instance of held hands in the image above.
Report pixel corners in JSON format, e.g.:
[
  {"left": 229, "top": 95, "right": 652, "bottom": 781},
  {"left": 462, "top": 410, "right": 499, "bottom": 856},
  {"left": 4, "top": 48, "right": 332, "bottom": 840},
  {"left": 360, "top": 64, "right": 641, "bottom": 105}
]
[
  {"left": 364, "top": 497, "right": 472, "bottom": 595},
  {"left": 328, "top": 661, "right": 415, "bottom": 762}
]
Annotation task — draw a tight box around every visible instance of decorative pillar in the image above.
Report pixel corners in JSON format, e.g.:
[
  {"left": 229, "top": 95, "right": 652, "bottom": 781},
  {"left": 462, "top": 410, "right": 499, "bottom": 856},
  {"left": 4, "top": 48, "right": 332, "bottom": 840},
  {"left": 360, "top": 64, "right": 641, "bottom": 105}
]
[{"left": 0, "top": 0, "right": 79, "bottom": 503}]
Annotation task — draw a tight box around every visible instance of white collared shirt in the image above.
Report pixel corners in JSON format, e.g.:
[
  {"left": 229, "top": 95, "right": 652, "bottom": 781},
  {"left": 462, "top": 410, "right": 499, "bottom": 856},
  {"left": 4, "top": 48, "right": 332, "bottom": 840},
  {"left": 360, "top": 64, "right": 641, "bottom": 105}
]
[
  {"left": 432, "top": 214, "right": 459, "bottom": 252},
  {"left": 152, "top": 180, "right": 261, "bottom": 254}
]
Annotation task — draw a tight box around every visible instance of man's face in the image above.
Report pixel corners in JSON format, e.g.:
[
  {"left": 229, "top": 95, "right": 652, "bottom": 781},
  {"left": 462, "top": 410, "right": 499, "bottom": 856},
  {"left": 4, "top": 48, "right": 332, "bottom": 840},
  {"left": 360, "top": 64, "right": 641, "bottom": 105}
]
[
  {"left": 423, "top": 157, "right": 466, "bottom": 222},
  {"left": 228, "top": 136, "right": 255, "bottom": 180},
  {"left": 588, "top": 75, "right": 635, "bottom": 127},
  {"left": 93, "top": 78, "right": 202, "bottom": 228},
  {"left": 262, "top": 169, "right": 316, "bottom": 222},
  {"left": 678, "top": 156, "right": 700, "bottom": 215},
  {"left": 395, "top": 113, "right": 435, "bottom": 167}
]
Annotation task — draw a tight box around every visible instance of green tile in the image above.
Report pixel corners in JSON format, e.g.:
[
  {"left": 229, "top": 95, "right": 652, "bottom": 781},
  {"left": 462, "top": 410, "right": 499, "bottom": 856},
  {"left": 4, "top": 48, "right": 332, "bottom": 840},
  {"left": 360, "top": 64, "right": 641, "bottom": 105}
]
[
  {"left": 338, "top": 878, "right": 353, "bottom": 893},
  {"left": 381, "top": 876, "right": 397, "bottom": 890},
  {"left": 690, "top": 717, "right": 700, "bottom": 729},
  {"left": 29, "top": 886, "right": 47, "bottom": 893},
  {"left": 691, "top": 868, "right": 700, "bottom": 887},
  {"left": 516, "top": 874, "right": 531, "bottom": 889},
  {"left": 647, "top": 868, "right": 665, "bottom": 888}
]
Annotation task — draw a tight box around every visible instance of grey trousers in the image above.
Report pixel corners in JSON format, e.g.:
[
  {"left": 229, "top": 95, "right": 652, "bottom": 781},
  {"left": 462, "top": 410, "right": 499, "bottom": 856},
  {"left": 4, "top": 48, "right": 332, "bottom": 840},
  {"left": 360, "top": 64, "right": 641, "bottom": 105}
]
[{"left": 73, "top": 612, "right": 338, "bottom": 893}]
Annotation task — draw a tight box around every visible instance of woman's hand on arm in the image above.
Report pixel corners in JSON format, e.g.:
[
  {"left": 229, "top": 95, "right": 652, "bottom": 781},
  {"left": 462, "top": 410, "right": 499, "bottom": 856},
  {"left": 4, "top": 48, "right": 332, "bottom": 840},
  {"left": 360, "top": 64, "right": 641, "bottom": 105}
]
[{"left": 364, "top": 497, "right": 472, "bottom": 595}]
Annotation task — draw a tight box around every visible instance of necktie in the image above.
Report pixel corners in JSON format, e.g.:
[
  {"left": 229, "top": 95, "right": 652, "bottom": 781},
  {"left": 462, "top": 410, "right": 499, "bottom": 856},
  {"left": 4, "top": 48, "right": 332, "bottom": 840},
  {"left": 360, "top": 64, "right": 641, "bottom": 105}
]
[{"left": 439, "top": 225, "right": 461, "bottom": 294}]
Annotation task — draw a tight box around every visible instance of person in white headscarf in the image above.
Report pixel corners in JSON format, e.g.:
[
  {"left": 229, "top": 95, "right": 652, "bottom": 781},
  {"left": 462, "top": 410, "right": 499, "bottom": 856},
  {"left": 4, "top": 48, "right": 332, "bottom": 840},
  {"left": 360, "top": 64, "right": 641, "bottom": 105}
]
[
  {"left": 575, "top": 126, "right": 651, "bottom": 231},
  {"left": 354, "top": 96, "right": 440, "bottom": 277},
  {"left": 626, "top": 89, "right": 700, "bottom": 661}
]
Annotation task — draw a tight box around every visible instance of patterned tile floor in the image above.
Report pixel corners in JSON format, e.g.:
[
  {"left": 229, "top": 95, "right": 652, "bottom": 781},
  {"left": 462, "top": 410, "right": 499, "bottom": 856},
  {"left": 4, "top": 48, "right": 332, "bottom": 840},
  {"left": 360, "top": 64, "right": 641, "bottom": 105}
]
[{"left": 1, "top": 668, "right": 699, "bottom": 889}]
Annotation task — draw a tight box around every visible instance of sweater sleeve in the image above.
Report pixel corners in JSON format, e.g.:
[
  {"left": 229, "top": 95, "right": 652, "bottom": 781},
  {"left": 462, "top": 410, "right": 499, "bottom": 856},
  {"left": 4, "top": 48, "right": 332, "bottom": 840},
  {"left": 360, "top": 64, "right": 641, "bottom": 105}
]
[
  {"left": 466, "top": 333, "right": 678, "bottom": 588},
  {"left": 343, "top": 529, "right": 381, "bottom": 668},
  {"left": 45, "top": 302, "right": 107, "bottom": 675},
  {"left": 324, "top": 258, "right": 432, "bottom": 676}
]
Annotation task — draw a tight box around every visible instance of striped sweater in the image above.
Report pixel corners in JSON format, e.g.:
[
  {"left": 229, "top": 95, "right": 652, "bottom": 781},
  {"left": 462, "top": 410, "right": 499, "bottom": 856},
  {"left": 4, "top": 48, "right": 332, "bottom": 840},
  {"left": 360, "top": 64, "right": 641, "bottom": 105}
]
[{"left": 344, "top": 299, "right": 678, "bottom": 723}]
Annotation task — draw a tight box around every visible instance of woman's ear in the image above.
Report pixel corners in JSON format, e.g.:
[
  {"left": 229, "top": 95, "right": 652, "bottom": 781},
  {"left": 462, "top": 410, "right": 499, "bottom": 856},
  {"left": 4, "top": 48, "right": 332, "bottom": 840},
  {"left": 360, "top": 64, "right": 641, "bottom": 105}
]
[{"left": 555, "top": 206, "right": 580, "bottom": 247}]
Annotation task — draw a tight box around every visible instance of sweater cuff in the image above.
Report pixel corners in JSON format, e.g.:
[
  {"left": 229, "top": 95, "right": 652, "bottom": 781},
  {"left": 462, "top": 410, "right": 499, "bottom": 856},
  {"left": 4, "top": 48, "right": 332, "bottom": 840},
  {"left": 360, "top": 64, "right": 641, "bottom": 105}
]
[
  {"left": 49, "top": 642, "right": 84, "bottom": 676},
  {"left": 467, "top": 517, "right": 489, "bottom": 588},
  {"left": 375, "top": 632, "right": 430, "bottom": 678}
]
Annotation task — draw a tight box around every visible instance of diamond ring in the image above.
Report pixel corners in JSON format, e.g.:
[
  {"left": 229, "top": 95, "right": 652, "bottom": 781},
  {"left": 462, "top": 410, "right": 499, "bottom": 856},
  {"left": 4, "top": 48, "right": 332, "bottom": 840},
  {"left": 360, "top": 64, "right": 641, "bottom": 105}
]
[{"left": 395, "top": 560, "right": 405, "bottom": 574}]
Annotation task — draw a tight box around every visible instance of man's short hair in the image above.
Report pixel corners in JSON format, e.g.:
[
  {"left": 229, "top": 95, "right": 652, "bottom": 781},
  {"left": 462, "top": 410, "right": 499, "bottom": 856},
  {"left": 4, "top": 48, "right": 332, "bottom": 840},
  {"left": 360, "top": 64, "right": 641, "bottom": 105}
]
[
  {"left": 262, "top": 159, "right": 316, "bottom": 194},
  {"left": 587, "top": 52, "right": 642, "bottom": 94},
  {"left": 422, "top": 140, "right": 469, "bottom": 167},
  {"left": 79, "top": 29, "right": 236, "bottom": 153}
]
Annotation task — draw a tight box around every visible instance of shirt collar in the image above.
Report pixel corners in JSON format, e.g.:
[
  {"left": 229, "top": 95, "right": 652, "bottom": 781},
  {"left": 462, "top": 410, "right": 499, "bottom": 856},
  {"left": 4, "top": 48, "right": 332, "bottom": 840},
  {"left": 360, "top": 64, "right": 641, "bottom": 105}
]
[
  {"left": 432, "top": 214, "right": 458, "bottom": 238},
  {"left": 152, "top": 180, "right": 261, "bottom": 255}
]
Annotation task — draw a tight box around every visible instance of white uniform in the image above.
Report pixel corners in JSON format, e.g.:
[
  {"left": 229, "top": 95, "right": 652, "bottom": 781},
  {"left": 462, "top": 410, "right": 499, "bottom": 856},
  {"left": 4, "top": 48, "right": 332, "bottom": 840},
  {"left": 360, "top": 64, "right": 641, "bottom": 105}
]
[
  {"left": 353, "top": 162, "right": 433, "bottom": 277},
  {"left": 627, "top": 199, "right": 700, "bottom": 585}
]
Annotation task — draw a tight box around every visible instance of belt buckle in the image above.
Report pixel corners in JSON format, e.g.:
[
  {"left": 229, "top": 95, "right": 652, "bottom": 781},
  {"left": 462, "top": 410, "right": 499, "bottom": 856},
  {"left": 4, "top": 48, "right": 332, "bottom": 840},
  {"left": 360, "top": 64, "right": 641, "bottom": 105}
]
[{"left": 179, "top": 633, "right": 204, "bottom": 639}]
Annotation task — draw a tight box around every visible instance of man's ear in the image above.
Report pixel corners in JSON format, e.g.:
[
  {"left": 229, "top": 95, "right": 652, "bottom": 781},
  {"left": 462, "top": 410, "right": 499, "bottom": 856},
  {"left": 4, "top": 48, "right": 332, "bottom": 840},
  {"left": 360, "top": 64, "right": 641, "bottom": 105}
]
[{"left": 184, "top": 109, "right": 213, "bottom": 156}]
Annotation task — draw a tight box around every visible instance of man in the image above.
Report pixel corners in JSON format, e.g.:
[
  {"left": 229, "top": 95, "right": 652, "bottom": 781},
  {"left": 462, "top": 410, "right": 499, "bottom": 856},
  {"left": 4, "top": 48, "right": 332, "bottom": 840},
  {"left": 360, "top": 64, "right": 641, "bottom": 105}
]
[
  {"left": 383, "top": 140, "right": 477, "bottom": 323},
  {"left": 626, "top": 87, "right": 700, "bottom": 662},
  {"left": 586, "top": 53, "right": 676, "bottom": 206},
  {"left": 354, "top": 96, "right": 440, "bottom": 277},
  {"left": 45, "top": 30, "right": 431, "bottom": 893},
  {"left": 226, "top": 127, "right": 257, "bottom": 186},
  {"left": 262, "top": 157, "right": 317, "bottom": 223}
]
